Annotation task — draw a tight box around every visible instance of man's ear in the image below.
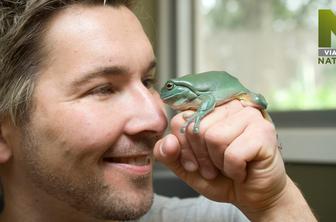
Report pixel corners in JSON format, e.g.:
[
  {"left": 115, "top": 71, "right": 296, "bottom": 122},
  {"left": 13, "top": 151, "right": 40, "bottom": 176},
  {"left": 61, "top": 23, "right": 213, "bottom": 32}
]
[{"left": 0, "top": 120, "right": 13, "bottom": 163}]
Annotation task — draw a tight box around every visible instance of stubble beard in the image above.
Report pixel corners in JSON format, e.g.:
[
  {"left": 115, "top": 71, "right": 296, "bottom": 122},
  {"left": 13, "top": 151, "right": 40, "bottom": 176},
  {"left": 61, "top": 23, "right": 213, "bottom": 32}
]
[{"left": 19, "top": 126, "right": 154, "bottom": 221}]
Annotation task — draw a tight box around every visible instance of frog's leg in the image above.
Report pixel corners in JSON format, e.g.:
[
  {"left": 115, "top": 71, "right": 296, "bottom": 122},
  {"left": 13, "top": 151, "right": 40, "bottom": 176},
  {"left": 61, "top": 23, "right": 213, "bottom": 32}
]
[
  {"left": 261, "top": 109, "right": 273, "bottom": 122},
  {"left": 237, "top": 92, "right": 267, "bottom": 108},
  {"left": 237, "top": 93, "right": 273, "bottom": 122},
  {"left": 180, "top": 94, "right": 216, "bottom": 134}
]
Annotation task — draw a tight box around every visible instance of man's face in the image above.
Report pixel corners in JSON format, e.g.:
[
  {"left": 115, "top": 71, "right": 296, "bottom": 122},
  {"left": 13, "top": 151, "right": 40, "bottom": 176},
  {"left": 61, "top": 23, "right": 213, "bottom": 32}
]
[{"left": 10, "top": 5, "right": 167, "bottom": 220}]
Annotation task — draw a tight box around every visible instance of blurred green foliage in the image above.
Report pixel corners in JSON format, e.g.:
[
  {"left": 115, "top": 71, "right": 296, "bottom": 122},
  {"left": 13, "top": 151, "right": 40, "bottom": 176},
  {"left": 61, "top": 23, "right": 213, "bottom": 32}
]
[
  {"left": 204, "top": 0, "right": 334, "bottom": 30},
  {"left": 201, "top": 0, "right": 336, "bottom": 111}
]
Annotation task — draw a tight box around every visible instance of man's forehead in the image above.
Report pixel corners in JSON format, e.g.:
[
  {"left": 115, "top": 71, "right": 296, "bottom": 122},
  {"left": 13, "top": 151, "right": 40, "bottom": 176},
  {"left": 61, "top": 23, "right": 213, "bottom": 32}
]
[
  {"left": 45, "top": 4, "right": 140, "bottom": 40},
  {"left": 40, "top": 3, "right": 153, "bottom": 78},
  {"left": 31, "top": 2, "right": 156, "bottom": 101}
]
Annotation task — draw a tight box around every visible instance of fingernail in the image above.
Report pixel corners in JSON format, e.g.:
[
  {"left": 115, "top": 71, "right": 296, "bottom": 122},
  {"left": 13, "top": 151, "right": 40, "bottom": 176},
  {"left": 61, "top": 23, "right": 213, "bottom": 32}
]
[
  {"left": 159, "top": 140, "right": 167, "bottom": 157},
  {"left": 182, "top": 161, "right": 198, "bottom": 172}
]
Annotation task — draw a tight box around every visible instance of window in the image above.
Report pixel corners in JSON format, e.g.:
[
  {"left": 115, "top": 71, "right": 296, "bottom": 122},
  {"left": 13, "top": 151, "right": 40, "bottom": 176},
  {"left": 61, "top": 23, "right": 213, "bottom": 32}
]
[
  {"left": 196, "top": 0, "right": 336, "bottom": 111},
  {"left": 157, "top": 0, "right": 336, "bottom": 163}
]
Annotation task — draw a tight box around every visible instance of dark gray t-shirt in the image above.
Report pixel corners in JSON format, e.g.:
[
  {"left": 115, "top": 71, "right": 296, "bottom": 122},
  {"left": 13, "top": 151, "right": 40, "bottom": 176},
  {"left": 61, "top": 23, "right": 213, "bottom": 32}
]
[{"left": 134, "top": 195, "right": 250, "bottom": 222}]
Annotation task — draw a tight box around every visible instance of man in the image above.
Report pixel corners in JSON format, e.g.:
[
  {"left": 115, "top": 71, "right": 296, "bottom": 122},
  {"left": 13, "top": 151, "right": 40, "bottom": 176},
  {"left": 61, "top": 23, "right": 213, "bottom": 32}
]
[{"left": 0, "top": 0, "right": 316, "bottom": 221}]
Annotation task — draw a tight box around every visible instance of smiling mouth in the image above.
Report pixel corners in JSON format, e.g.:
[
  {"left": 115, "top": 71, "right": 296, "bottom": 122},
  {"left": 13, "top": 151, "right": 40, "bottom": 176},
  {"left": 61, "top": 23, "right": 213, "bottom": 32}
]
[{"left": 103, "top": 155, "right": 151, "bottom": 166}]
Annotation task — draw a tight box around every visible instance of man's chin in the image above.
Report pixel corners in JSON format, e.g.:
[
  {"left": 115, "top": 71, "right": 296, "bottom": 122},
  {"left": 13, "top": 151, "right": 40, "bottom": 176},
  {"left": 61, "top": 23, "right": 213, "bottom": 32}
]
[{"left": 91, "top": 188, "right": 154, "bottom": 221}]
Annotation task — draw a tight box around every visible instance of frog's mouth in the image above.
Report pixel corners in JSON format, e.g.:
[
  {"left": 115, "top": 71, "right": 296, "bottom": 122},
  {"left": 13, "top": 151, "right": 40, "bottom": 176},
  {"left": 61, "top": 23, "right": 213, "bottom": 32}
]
[
  {"left": 160, "top": 94, "right": 175, "bottom": 101},
  {"left": 160, "top": 91, "right": 184, "bottom": 101}
]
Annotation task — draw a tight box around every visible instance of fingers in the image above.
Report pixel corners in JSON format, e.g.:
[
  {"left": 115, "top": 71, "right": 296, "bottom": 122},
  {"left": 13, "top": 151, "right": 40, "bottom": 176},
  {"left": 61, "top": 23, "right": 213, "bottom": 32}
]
[
  {"left": 153, "top": 134, "right": 180, "bottom": 163},
  {"left": 153, "top": 134, "right": 195, "bottom": 181},
  {"left": 207, "top": 106, "right": 276, "bottom": 182},
  {"left": 204, "top": 106, "right": 267, "bottom": 166},
  {"left": 167, "top": 99, "right": 277, "bottom": 183},
  {"left": 170, "top": 113, "right": 199, "bottom": 172},
  {"left": 182, "top": 102, "right": 242, "bottom": 179},
  {"left": 222, "top": 120, "right": 277, "bottom": 183},
  {"left": 154, "top": 133, "right": 234, "bottom": 202},
  {"left": 185, "top": 128, "right": 219, "bottom": 180},
  {"left": 170, "top": 100, "right": 245, "bottom": 180}
]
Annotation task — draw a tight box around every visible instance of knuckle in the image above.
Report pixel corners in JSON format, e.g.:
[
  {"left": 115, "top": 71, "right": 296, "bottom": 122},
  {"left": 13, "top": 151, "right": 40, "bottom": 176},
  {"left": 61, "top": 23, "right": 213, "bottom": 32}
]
[
  {"left": 248, "top": 138, "right": 262, "bottom": 150},
  {"left": 204, "top": 127, "right": 229, "bottom": 148},
  {"left": 251, "top": 120, "right": 277, "bottom": 143},
  {"left": 261, "top": 120, "right": 276, "bottom": 134},
  {"left": 243, "top": 106, "right": 262, "bottom": 119},
  {"left": 224, "top": 149, "right": 242, "bottom": 165},
  {"left": 228, "top": 99, "right": 244, "bottom": 108},
  {"left": 170, "top": 115, "right": 184, "bottom": 131},
  {"left": 170, "top": 115, "right": 180, "bottom": 127},
  {"left": 204, "top": 128, "right": 217, "bottom": 143}
]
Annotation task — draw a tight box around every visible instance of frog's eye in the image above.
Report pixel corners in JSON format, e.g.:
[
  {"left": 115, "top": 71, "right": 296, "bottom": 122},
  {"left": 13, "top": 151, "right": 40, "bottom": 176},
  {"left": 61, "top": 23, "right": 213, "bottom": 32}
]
[{"left": 166, "top": 82, "right": 175, "bottom": 90}]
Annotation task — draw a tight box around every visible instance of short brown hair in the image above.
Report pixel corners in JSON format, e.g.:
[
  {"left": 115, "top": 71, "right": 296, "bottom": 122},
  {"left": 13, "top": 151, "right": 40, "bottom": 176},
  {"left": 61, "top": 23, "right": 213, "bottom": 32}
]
[{"left": 0, "top": 0, "right": 133, "bottom": 125}]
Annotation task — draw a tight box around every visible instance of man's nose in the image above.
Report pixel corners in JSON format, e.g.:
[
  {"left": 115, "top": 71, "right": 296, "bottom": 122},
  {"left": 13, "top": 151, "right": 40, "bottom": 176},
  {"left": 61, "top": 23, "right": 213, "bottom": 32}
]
[{"left": 123, "top": 83, "right": 168, "bottom": 135}]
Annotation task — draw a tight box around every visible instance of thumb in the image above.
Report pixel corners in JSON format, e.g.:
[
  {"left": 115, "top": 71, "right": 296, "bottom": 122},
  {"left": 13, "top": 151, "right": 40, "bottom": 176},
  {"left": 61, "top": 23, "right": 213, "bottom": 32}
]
[
  {"left": 154, "top": 134, "right": 180, "bottom": 163},
  {"left": 153, "top": 134, "right": 186, "bottom": 177},
  {"left": 154, "top": 135, "right": 227, "bottom": 201}
]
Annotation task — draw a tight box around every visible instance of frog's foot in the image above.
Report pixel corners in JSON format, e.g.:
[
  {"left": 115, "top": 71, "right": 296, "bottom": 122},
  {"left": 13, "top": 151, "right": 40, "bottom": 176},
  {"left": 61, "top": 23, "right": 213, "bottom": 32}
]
[
  {"left": 180, "top": 114, "right": 198, "bottom": 134},
  {"left": 192, "top": 126, "right": 200, "bottom": 134},
  {"left": 180, "top": 126, "right": 186, "bottom": 134},
  {"left": 180, "top": 114, "right": 203, "bottom": 134},
  {"left": 237, "top": 93, "right": 267, "bottom": 110},
  {"left": 192, "top": 119, "right": 201, "bottom": 134},
  {"left": 180, "top": 125, "right": 200, "bottom": 134}
]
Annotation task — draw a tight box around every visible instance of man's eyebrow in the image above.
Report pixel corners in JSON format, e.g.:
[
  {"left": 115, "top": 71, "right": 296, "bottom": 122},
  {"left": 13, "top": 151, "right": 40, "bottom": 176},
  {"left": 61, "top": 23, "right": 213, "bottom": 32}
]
[
  {"left": 71, "top": 60, "right": 156, "bottom": 88},
  {"left": 71, "top": 65, "right": 130, "bottom": 88}
]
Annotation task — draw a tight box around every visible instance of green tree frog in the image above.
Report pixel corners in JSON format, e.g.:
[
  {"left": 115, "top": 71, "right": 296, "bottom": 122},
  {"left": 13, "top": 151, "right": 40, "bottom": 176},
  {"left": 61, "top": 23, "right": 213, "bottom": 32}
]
[{"left": 160, "top": 71, "right": 271, "bottom": 134}]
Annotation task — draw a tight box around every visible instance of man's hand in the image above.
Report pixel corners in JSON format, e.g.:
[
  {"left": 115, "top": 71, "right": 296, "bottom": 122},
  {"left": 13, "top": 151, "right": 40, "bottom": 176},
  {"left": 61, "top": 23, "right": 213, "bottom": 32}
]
[{"left": 154, "top": 100, "right": 317, "bottom": 221}]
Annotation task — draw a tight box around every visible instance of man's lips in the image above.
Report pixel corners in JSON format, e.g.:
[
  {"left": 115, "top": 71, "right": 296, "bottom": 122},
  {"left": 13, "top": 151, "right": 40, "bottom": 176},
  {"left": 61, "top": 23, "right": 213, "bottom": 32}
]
[
  {"left": 103, "top": 154, "right": 151, "bottom": 166},
  {"left": 102, "top": 154, "right": 153, "bottom": 175}
]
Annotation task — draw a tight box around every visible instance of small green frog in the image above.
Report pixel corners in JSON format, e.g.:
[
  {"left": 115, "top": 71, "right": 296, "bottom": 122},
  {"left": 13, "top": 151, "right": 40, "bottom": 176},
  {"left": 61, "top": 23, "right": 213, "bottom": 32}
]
[{"left": 160, "top": 71, "right": 270, "bottom": 133}]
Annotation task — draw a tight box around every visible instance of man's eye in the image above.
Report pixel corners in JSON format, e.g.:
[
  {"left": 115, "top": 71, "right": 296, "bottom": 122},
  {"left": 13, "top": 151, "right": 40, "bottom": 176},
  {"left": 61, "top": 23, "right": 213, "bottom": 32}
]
[
  {"left": 88, "top": 84, "right": 115, "bottom": 95},
  {"left": 142, "top": 77, "right": 156, "bottom": 89}
]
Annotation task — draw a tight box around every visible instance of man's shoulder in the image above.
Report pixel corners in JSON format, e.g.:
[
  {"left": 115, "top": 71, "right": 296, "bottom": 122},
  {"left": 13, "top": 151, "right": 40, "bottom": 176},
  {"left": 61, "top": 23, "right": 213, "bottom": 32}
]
[{"left": 135, "top": 194, "right": 250, "bottom": 222}]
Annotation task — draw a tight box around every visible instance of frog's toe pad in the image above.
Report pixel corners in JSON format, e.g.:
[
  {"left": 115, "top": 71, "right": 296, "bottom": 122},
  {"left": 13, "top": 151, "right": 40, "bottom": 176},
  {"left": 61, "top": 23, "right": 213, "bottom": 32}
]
[
  {"left": 180, "top": 127, "right": 186, "bottom": 134},
  {"left": 192, "top": 126, "right": 200, "bottom": 134}
]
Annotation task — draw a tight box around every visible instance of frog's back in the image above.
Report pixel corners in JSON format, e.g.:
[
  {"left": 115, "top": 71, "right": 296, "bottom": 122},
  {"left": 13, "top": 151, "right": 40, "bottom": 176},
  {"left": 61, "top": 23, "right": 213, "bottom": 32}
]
[{"left": 175, "top": 71, "right": 250, "bottom": 99}]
